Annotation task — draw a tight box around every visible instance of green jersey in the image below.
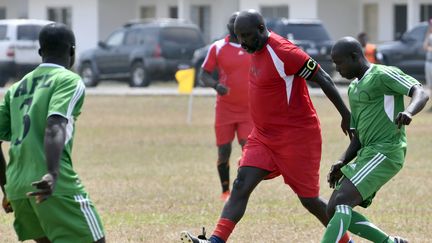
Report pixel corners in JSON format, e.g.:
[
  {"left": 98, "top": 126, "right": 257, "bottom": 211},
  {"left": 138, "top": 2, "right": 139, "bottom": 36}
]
[
  {"left": 0, "top": 63, "right": 86, "bottom": 200},
  {"left": 348, "top": 64, "right": 420, "bottom": 151}
]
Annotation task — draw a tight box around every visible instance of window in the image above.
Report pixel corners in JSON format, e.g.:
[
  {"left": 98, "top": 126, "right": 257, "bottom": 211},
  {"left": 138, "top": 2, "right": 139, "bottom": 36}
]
[
  {"left": 169, "top": 6, "right": 178, "bottom": 18},
  {"left": 0, "top": 7, "right": 6, "bottom": 20},
  {"left": 394, "top": 4, "right": 407, "bottom": 40},
  {"left": 140, "top": 6, "right": 156, "bottom": 19},
  {"left": 420, "top": 4, "right": 432, "bottom": 22},
  {"left": 160, "top": 27, "right": 204, "bottom": 46},
  {"left": 105, "top": 30, "right": 125, "bottom": 47},
  {"left": 191, "top": 5, "right": 210, "bottom": 42},
  {"left": 47, "top": 7, "right": 72, "bottom": 28},
  {"left": 260, "top": 5, "right": 289, "bottom": 19},
  {"left": 0, "top": 25, "right": 7, "bottom": 40},
  {"left": 17, "top": 25, "right": 43, "bottom": 41}
]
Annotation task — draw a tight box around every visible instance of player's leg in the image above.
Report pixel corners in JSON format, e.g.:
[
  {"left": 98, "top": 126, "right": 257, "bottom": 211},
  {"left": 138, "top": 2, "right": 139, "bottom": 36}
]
[
  {"left": 210, "top": 166, "right": 269, "bottom": 243},
  {"left": 33, "top": 193, "right": 105, "bottom": 243},
  {"left": 215, "top": 123, "right": 235, "bottom": 200},
  {"left": 8, "top": 199, "right": 47, "bottom": 242},
  {"left": 323, "top": 150, "right": 405, "bottom": 243},
  {"left": 34, "top": 237, "right": 50, "bottom": 243},
  {"left": 217, "top": 142, "right": 232, "bottom": 201},
  {"left": 181, "top": 137, "right": 274, "bottom": 243}
]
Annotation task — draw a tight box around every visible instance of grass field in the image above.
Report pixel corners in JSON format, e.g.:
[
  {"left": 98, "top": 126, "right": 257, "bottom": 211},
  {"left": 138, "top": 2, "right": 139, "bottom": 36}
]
[{"left": 0, "top": 94, "right": 431, "bottom": 242}]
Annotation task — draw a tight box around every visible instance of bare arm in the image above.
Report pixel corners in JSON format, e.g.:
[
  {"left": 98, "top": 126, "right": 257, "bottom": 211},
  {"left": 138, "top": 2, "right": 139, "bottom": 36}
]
[
  {"left": 27, "top": 115, "right": 67, "bottom": 203},
  {"left": 309, "top": 67, "right": 352, "bottom": 137},
  {"left": 395, "top": 85, "right": 429, "bottom": 128},
  {"left": 200, "top": 69, "right": 228, "bottom": 96}
]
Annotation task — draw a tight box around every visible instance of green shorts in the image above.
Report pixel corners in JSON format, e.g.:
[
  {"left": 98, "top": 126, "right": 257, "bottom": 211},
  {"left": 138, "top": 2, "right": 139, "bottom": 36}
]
[
  {"left": 10, "top": 193, "right": 104, "bottom": 243},
  {"left": 340, "top": 146, "right": 405, "bottom": 208}
]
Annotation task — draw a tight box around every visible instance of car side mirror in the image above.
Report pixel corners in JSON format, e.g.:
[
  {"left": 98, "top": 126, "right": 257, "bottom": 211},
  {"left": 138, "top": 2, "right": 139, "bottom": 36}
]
[{"left": 98, "top": 41, "right": 108, "bottom": 49}]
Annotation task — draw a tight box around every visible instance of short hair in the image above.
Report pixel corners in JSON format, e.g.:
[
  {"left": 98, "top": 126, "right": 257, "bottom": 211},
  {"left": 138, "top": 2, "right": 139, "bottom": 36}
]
[{"left": 39, "top": 23, "right": 75, "bottom": 56}]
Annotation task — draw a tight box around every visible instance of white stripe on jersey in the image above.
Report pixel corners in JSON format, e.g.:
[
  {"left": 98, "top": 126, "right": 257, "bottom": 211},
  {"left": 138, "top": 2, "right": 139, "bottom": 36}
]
[
  {"left": 381, "top": 66, "right": 412, "bottom": 91},
  {"left": 384, "top": 95, "right": 395, "bottom": 122},
  {"left": 266, "top": 44, "right": 294, "bottom": 105},
  {"left": 64, "top": 80, "right": 85, "bottom": 144},
  {"left": 201, "top": 39, "right": 226, "bottom": 68}
]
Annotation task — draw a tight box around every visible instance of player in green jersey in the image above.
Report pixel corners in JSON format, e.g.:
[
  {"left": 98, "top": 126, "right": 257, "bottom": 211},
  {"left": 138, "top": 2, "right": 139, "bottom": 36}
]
[
  {"left": 0, "top": 23, "right": 105, "bottom": 243},
  {"left": 321, "top": 37, "right": 429, "bottom": 243}
]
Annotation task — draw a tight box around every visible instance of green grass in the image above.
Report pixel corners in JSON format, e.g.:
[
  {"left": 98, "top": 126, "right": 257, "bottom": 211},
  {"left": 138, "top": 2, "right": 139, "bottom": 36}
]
[{"left": 0, "top": 95, "right": 431, "bottom": 242}]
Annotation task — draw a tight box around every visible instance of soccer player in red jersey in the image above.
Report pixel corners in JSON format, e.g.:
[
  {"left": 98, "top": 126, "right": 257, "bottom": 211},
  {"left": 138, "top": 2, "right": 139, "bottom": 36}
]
[
  {"left": 200, "top": 12, "right": 252, "bottom": 202},
  {"left": 181, "top": 10, "right": 353, "bottom": 243}
]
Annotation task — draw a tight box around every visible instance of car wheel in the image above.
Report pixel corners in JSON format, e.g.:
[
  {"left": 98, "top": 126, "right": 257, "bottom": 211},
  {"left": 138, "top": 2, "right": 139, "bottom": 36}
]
[
  {"left": 130, "top": 62, "right": 150, "bottom": 87},
  {"left": 79, "top": 63, "right": 99, "bottom": 87}
]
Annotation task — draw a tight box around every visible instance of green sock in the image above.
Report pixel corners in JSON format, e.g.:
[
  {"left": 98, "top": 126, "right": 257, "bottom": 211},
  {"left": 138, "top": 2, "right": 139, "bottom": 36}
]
[
  {"left": 348, "top": 210, "right": 390, "bottom": 242},
  {"left": 321, "top": 205, "right": 352, "bottom": 243}
]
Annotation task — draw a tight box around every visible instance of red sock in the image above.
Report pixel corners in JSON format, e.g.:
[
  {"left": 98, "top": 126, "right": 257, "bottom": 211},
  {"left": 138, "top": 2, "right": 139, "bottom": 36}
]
[
  {"left": 338, "top": 232, "right": 352, "bottom": 243},
  {"left": 212, "top": 218, "right": 236, "bottom": 242}
]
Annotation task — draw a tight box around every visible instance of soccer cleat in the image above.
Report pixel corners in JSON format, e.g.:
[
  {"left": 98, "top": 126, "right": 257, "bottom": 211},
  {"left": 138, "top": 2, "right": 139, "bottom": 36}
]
[
  {"left": 180, "top": 228, "right": 210, "bottom": 243},
  {"left": 392, "top": 236, "right": 409, "bottom": 243},
  {"left": 220, "top": 191, "right": 230, "bottom": 202}
]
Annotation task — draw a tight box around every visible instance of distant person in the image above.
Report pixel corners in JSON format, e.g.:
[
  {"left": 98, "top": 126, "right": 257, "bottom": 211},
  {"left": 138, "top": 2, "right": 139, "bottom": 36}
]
[
  {"left": 357, "top": 32, "right": 378, "bottom": 63},
  {"left": 322, "top": 36, "right": 429, "bottom": 243},
  {"left": 181, "top": 9, "right": 353, "bottom": 243},
  {"left": 423, "top": 18, "right": 432, "bottom": 110},
  {"left": 199, "top": 12, "right": 253, "bottom": 202},
  {"left": 0, "top": 23, "right": 105, "bottom": 242}
]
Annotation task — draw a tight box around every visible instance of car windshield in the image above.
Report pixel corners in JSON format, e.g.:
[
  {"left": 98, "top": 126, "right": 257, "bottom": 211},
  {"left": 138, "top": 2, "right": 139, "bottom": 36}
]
[
  {"left": 0, "top": 25, "right": 7, "bottom": 40},
  {"left": 17, "top": 24, "right": 43, "bottom": 41},
  {"left": 273, "top": 23, "right": 331, "bottom": 41},
  {"left": 160, "top": 27, "right": 204, "bottom": 46}
]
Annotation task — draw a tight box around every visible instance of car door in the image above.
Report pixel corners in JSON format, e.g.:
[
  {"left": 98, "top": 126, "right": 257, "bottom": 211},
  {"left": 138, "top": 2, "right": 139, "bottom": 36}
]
[
  {"left": 94, "top": 29, "right": 127, "bottom": 75},
  {"left": 14, "top": 24, "right": 43, "bottom": 64},
  {"left": 396, "top": 25, "right": 427, "bottom": 77}
]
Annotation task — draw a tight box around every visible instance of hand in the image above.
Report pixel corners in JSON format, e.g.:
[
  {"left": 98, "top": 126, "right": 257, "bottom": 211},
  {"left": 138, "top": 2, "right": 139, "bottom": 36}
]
[
  {"left": 327, "top": 161, "right": 345, "bottom": 189},
  {"left": 27, "top": 173, "right": 57, "bottom": 203},
  {"left": 395, "top": 111, "right": 412, "bottom": 128},
  {"left": 2, "top": 195, "right": 12, "bottom": 213},
  {"left": 215, "top": 83, "right": 229, "bottom": 96}
]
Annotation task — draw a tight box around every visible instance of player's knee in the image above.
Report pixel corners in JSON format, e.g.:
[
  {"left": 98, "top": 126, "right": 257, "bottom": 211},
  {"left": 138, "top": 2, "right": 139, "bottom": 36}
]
[{"left": 232, "top": 176, "right": 251, "bottom": 197}]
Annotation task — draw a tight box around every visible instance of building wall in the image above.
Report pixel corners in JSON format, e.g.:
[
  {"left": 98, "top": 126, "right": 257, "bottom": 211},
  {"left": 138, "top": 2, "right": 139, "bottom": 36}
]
[
  {"left": 98, "top": 0, "right": 137, "bottom": 41},
  {"left": 239, "top": 0, "right": 318, "bottom": 19},
  {"left": 0, "top": 0, "right": 28, "bottom": 19},
  {"left": 28, "top": 0, "right": 99, "bottom": 59},
  {"left": 137, "top": 0, "right": 237, "bottom": 42},
  {"left": 318, "top": 0, "right": 360, "bottom": 41}
]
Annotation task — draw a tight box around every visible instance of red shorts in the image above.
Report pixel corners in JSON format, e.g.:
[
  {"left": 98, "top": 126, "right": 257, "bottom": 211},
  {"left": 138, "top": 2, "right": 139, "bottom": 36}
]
[
  {"left": 215, "top": 120, "right": 253, "bottom": 146},
  {"left": 239, "top": 129, "right": 322, "bottom": 197}
]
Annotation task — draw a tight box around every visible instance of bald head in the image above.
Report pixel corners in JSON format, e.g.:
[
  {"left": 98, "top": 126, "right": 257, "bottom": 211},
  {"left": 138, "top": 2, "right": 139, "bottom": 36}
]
[
  {"left": 332, "top": 36, "right": 364, "bottom": 58},
  {"left": 234, "top": 9, "right": 268, "bottom": 53},
  {"left": 331, "top": 36, "right": 370, "bottom": 80},
  {"left": 227, "top": 11, "right": 239, "bottom": 40}
]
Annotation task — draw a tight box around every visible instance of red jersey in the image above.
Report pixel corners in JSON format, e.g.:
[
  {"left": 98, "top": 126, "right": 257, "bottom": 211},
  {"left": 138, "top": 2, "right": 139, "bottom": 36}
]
[
  {"left": 202, "top": 35, "right": 251, "bottom": 113},
  {"left": 249, "top": 32, "right": 320, "bottom": 141}
]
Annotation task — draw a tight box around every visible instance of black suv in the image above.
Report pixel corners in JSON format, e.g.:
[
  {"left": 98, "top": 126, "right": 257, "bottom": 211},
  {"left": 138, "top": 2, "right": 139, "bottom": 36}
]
[
  {"left": 376, "top": 22, "right": 427, "bottom": 82},
  {"left": 78, "top": 19, "right": 205, "bottom": 87},
  {"left": 192, "top": 18, "right": 335, "bottom": 87}
]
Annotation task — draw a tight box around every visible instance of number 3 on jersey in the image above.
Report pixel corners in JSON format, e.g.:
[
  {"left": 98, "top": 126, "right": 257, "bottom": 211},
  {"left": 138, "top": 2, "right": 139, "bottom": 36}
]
[{"left": 14, "top": 97, "right": 33, "bottom": 145}]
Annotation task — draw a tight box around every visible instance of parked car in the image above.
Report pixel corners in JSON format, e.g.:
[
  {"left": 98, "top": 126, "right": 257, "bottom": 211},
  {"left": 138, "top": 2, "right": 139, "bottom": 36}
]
[
  {"left": 376, "top": 22, "right": 428, "bottom": 82},
  {"left": 78, "top": 18, "right": 206, "bottom": 87},
  {"left": 0, "top": 19, "right": 53, "bottom": 86},
  {"left": 192, "top": 18, "right": 335, "bottom": 87}
]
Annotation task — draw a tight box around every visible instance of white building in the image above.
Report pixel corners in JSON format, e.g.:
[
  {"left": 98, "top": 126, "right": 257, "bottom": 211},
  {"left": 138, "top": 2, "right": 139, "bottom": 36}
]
[{"left": 1, "top": 0, "right": 432, "bottom": 58}]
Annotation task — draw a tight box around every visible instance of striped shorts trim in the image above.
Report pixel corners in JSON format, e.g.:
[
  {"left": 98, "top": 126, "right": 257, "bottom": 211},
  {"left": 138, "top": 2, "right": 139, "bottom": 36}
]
[{"left": 74, "top": 195, "right": 104, "bottom": 241}]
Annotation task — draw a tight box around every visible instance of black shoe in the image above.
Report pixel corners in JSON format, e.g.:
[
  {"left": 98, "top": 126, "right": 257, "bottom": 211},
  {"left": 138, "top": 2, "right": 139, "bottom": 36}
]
[
  {"left": 392, "top": 236, "right": 409, "bottom": 243},
  {"left": 180, "top": 227, "right": 209, "bottom": 243}
]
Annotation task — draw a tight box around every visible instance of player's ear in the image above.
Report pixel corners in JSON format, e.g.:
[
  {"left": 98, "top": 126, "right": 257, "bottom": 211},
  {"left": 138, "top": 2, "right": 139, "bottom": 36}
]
[
  {"left": 258, "top": 24, "right": 264, "bottom": 32},
  {"left": 38, "top": 48, "right": 42, "bottom": 57},
  {"left": 70, "top": 45, "right": 75, "bottom": 57}
]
